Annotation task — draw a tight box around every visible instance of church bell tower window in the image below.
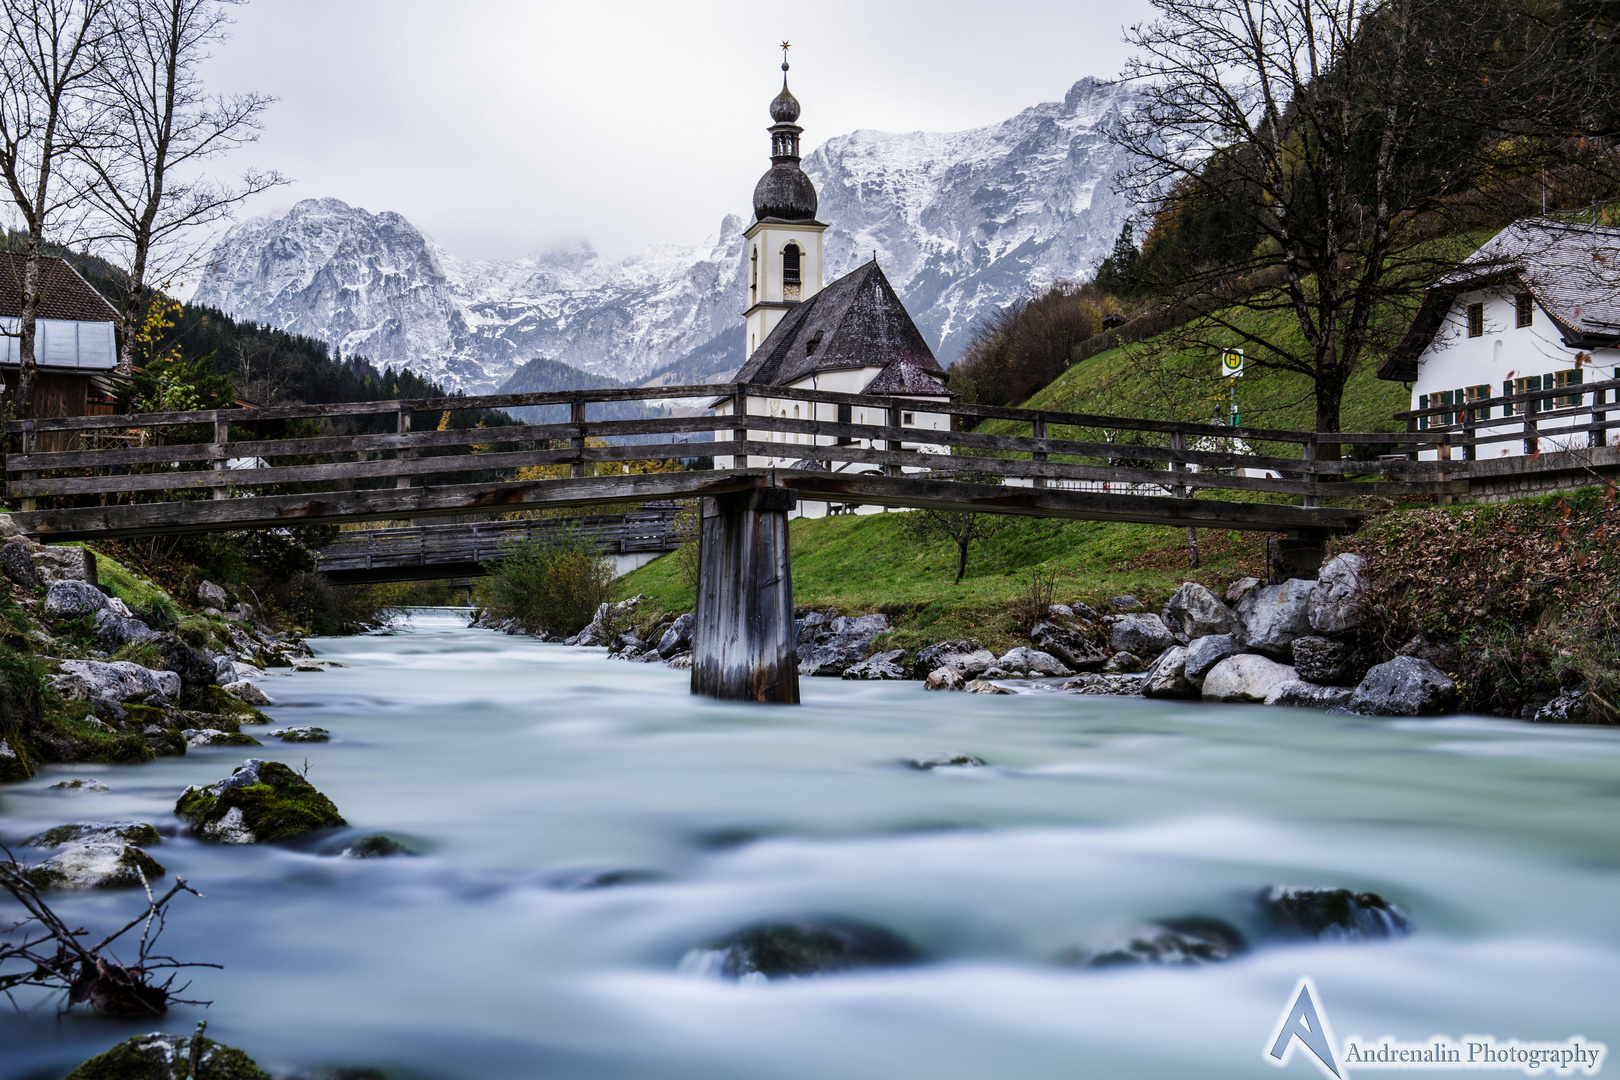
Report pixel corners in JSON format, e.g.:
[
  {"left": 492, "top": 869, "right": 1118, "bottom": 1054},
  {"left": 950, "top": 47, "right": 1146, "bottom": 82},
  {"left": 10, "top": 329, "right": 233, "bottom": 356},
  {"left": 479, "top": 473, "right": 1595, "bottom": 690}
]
[{"left": 782, "top": 243, "right": 802, "bottom": 301}]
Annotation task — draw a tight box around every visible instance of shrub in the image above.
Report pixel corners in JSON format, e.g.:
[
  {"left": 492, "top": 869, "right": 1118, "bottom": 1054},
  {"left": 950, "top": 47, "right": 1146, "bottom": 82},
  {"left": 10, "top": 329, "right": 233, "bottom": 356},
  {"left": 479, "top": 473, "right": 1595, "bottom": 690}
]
[{"left": 475, "top": 529, "right": 615, "bottom": 636}]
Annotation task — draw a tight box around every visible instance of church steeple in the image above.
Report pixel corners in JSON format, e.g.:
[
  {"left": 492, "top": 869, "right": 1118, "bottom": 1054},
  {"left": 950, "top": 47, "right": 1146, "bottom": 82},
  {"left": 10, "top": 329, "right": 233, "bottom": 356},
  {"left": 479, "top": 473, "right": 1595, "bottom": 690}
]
[{"left": 743, "top": 45, "right": 827, "bottom": 359}]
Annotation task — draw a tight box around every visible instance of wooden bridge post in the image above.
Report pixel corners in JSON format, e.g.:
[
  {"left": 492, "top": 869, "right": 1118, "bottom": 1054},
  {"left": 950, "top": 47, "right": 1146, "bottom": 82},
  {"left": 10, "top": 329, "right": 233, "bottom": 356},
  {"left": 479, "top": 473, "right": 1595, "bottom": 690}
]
[
  {"left": 732, "top": 388, "right": 749, "bottom": 470},
  {"left": 691, "top": 485, "right": 799, "bottom": 704},
  {"left": 211, "top": 411, "right": 230, "bottom": 499},
  {"left": 18, "top": 419, "right": 35, "bottom": 512},
  {"left": 1590, "top": 381, "right": 1606, "bottom": 450},
  {"left": 569, "top": 394, "right": 586, "bottom": 478},
  {"left": 1031, "top": 413, "right": 1048, "bottom": 489},
  {"left": 1169, "top": 429, "right": 1187, "bottom": 499},
  {"left": 884, "top": 400, "right": 904, "bottom": 477},
  {"left": 1301, "top": 436, "right": 1317, "bottom": 509},
  {"left": 396, "top": 406, "right": 413, "bottom": 488}
]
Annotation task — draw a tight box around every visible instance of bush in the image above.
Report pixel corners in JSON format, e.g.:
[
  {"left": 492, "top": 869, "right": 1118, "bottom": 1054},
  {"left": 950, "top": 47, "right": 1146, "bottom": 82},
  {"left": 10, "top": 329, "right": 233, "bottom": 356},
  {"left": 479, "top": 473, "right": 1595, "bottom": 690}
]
[{"left": 475, "top": 530, "right": 615, "bottom": 636}]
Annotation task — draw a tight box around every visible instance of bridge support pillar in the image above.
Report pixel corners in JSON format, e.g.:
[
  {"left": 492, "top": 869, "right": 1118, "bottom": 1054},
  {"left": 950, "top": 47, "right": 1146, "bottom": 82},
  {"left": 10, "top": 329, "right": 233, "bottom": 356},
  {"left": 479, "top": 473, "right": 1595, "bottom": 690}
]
[
  {"left": 691, "top": 487, "right": 800, "bottom": 704},
  {"left": 1267, "top": 529, "right": 1333, "bottom": 584}
]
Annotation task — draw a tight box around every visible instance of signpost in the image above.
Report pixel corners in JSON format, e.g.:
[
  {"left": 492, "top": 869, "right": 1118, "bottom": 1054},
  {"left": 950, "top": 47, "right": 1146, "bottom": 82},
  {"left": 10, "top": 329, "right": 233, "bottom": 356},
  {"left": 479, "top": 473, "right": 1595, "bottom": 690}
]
[{"left": 1220, "top": 348, "right": 1244, "bottom": 426}]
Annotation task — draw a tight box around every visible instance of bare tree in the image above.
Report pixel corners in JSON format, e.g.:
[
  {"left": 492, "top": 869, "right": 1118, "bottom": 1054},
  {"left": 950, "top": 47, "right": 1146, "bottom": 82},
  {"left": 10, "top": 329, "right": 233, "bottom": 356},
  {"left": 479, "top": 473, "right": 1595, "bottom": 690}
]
[
  {"left": 0, "top": 0, "right": 109, "bottom": 417},
  {"left": 78, "top": 0, "right": 283, "bottom": 375},
  {"left": 1111, "top": 0, "right": 1618, "bottom": 449}
]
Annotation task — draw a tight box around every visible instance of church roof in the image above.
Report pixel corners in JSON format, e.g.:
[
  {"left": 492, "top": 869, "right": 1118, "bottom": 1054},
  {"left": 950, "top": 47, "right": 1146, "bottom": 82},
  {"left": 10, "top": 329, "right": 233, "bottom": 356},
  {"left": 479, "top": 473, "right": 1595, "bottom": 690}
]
[
  {"left": 1378, "top": 219, "right": 1620, "bottom": 381},
  {"left": 0, "top": 252, "right": 118, "bottom": 324},
  {"left": 733, "top": 260, "right": 948, "bottom": 390}
]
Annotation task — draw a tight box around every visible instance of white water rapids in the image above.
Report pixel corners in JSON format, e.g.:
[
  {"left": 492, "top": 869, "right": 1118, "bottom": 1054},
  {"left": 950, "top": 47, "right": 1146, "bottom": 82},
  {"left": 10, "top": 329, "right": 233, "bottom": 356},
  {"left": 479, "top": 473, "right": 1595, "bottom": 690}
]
[{"left": 2, "top": 609, "right": 1617, "bottom": 1078}]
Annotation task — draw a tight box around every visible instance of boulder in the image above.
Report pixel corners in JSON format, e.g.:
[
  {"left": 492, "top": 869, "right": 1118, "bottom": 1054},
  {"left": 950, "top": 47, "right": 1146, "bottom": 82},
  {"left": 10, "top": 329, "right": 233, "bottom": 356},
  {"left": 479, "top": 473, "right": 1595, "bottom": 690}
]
[
  {"left": 923, "top": 666, "right": 965, "bottom": 691},
  {"left": 1533, "top": 689, "right": 1590, "bottom": 724},
  {"left": 1259, "top": 886, "right": 1411, "bottom": 941},
  {"left": 1264, "top": 680, "right": 1355, "bottom": 710},
  {"left": 0, "top": 539, "right": 40, "bottom": 588},
  {"left": 1111, "top": 595, "right": 1143, "bottom": 610},
  {"left": 1290, "top": 635, "right": 1366, "bottom": 686},
  {"left": 1201, "top": 654, "right": 1298, "bottom": 703},
  {"left": 1184, "top": 633, "right": 1244, "bottom": 685},
  {"left": 269, "top": 726, "right": 330, "bottom": 743},
  {"left": 151, "top": 634, "right": 218, "bottom": 689},
  {"left": 196, "top": 580, "right": 228, "bottom": 608},
  {"left": 55, "top": 659, "right": 181, "bottom": 703},
  {"left": 996, "top": 646, "right": 1071, "bottom": 677},
  {"left": 93, "top": 609, "right": 154, "bottom": 651},
  {"left": 1347, "top": 657, "right": 1457, "bottom": 716},
  {"left": 681, "top": 918, "right": 919, "bottom": 980},
  {"left": 1103, "top": 651, "right": 1144, "bottom": 674},
  {"left": 1225, "top": 577, "right": 1262, "bottom": 605},
  {"left": 1161, "top": 582, "right": 1236, "bottom": 641},
  {"left": 842, "top": 649, "right": 909, "bottom": 680},
  {"left": 1233, "top": 578, "right": 1316, "bottom": 660},
  {"left": 964, "top": 679, "right": 1013, "bottom": 694},
  {"left": 32, "top": 544, "right": 95, "bottom": 584},
  {"left": 666, "top": 653, "right": 693, "bottom": 670},
  {"left": 43, "top": 579, "right": 107, "bottom": 619},
  {"left": 908, "top": 751, "right": 985, "bottom": 769},
  {"left": 182, "top": 729, "right": 261, "bottom": 748},
  {"left": 1396, "top": 634, "right": 1462, "bottom": 678},
  {"left": 221, "top": 679, "right": 273, "bottom": 706},
  {"left": 175, "top": 759, "right": 346, "bottom": 844},
  {"left": 1141, "top": 646, "right": 1198, "bottom": 699},
  {"left": 657, "top": 612, "right": 695, "bottom": 658},
  {"left": 21, "top": 842, "right": 165, "bottom": 890},
  {"left": 62, "top": 1032, "right": 270, "bottom": 1080},
  {"left": 797, "top": 612, "right": 890, "bottom": 677},
  {"left": 1104, "top": 613, "right": 1177, "bottom": 657},
  {"left": 1060, "top": 673, "right": 1146, "bottom": 695},
  {"left": 1308, "top": 553, "right": 1367, "bottom": 635},
  {"left": 607, "top": 629, "right": 645, "bottom": 657},
  {"left": 1029, "top": 621, "right": 1107, "bottom": 671},
  {"left": 0, "top": 735, "right": 31, "bottom": 783},
  {"left": 1056, "top": 917, "right": 1246, "bottom": 968},
  {"left": 1066, "top": 601, "right": 1101, "bottom": 623},
  {"left": 49, "top": 778, "right": 111, "bottom": 792},
  {"left": 911, "top": 641, "right": 997, "bottom": 680},
  {"left": 26, "top": 821, "right": 160, "bottom": 848}
]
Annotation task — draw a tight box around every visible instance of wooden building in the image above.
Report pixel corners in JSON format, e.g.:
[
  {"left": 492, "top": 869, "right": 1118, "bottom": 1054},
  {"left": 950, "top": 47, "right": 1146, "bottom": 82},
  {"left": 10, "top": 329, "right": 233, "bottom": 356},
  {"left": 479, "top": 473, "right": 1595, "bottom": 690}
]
[{"left": 1, "top": 252, "right": 120, "bottom": 443}]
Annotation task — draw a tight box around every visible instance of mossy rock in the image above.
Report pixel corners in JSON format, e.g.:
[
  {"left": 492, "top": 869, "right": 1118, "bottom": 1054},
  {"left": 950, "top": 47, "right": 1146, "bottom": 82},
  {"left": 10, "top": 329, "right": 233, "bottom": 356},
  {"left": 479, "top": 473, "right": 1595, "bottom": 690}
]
[
  {"left": 0, "top": 733, "right": 34, "bottom": 782},
  {"left": 176, "top": 759, "right": 346, "bottom": 844},
  {"left": 193, "top": 684, "right": 271, "bottom": 724},
  {"left": 64, "top": 1032, "right": 270, "bottom": 1079},
  {"left": 121, "top": 703, "right": 170, "bottom": 726},
  {"left": 37, "top": 711, "right": 157, "bottom": 766},
  {"left": 143, "top": 729, "right": 187, "bottom": 757},
  {"left": 30, "top": 821, "right": 161, "bottom": 847},
  {"left": 22, "top": 842, "right": 165, "bottom": 890}
]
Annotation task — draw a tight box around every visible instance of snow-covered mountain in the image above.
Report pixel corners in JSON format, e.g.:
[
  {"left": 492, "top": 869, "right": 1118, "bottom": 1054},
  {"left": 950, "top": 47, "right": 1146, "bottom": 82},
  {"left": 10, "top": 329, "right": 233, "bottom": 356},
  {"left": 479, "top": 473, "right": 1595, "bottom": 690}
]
[{"left": 194, "top": 77, "right": 1139, "bottom": 394}]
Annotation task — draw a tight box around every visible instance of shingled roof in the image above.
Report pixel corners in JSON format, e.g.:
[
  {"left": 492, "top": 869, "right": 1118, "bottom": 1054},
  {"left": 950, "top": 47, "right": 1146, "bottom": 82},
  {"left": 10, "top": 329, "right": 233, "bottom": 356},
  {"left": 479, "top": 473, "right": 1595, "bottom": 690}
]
[
  {"left": 0, "top": 252, "right": 118, "bottom": 324},
  {"left": 1379, "top": 219, "right": 1620, "bottom": 381},
  {"left": 733, "top": 260, "right": 948, "bottom": 389}
]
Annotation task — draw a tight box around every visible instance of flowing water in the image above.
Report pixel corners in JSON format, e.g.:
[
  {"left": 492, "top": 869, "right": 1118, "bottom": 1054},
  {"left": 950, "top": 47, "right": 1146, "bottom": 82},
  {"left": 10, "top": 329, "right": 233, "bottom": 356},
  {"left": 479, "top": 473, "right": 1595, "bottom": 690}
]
[{"left": 3, "top": 609, "right": 1618, "bottom": 1078}]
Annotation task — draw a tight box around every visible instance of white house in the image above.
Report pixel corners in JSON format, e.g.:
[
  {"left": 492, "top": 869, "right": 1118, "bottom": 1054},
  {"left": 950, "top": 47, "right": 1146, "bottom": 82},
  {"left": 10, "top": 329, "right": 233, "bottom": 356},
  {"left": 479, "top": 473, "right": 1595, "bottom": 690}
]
[
  {"left": 714, "top": 59, "right": 952, "bottom": 517},
  {"left": 1379, "top": 219, "right": 1620, "bottom": 460}
]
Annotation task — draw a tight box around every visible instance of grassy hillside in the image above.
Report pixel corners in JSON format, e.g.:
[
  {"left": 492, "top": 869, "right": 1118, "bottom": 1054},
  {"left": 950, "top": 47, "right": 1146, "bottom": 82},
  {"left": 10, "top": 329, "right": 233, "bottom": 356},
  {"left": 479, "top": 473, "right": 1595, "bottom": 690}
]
[{"left": 618, "top": 511, "right": 1266, "bottom": 654}]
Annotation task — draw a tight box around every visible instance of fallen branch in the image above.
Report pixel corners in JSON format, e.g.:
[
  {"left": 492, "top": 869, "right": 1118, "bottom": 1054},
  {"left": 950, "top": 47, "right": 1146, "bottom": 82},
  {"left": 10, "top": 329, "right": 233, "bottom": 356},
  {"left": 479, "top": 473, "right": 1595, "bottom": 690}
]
[{"left": 0, "top": 842, "right": 218, "bottom": 1015}]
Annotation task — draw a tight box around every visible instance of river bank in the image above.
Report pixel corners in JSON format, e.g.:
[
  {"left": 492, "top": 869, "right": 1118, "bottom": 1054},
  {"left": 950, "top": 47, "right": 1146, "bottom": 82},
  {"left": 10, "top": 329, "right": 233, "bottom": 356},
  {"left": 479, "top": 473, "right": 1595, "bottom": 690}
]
[{"left": 4, "top": 611, "right": 1619, "bottom": 1078}]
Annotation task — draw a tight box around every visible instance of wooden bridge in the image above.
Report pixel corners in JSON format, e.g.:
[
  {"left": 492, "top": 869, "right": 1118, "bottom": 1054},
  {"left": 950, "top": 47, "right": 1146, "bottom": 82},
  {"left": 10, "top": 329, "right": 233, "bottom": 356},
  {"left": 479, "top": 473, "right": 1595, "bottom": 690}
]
[
  {"left": 312, "top": 506, "right": 685, "bottom": 585},
  {"left": 5, "top": 378, "right": 1617, "bottom": 703}
]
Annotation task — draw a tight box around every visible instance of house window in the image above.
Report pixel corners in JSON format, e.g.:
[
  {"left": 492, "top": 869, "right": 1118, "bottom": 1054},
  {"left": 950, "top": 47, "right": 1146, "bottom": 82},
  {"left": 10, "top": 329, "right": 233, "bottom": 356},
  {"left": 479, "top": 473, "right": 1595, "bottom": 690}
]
[
  {"left": 782, "top": 244, "right": 802, "bottom": 302},
  {"left": 1516, "top": 293, "right": 1533, "bottom": 328},
  {"left": 1554, "top": 367, "right": 1584, "bottom": 408},
  {"left": 1514, "top": 375, "right": 1549, "bottom": 415},
  {"left": 1467, "top": 302, "right": 1484, "bottom": 337},
  {"left": 1465, "top": 384, "right": 1492, "bottom": 421},
  {"left": 903, "top": 412, "right": 915, "bottom": 425}
]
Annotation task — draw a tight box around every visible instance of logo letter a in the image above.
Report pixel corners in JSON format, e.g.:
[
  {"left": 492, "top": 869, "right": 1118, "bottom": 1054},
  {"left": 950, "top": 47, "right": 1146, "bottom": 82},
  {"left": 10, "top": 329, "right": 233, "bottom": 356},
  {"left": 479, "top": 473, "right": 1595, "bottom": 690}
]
[{"left": 1265, "top": 977, "right": 1342, "bottom": 1078}]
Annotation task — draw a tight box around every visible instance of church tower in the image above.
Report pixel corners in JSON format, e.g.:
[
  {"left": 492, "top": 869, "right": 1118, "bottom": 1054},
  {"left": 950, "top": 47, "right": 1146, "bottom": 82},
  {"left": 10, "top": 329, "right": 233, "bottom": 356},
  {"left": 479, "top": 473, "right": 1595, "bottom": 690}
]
[{"left": 743, "top": 46, "right": 826, "bottom": 359}]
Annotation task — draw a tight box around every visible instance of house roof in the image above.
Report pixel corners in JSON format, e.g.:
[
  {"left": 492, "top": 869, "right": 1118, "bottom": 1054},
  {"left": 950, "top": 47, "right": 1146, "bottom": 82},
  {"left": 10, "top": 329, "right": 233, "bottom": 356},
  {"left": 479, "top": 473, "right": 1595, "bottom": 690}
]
[
  {"left": 860, "top": 357, "right": 948, "bottom": 396},
  {"left": 0, "top": 251, "right": 119, "bottom": 323},
  {"left": 1379, "top": 218, "right": 1620, "bottom": 381},
  {"left": 733, "top": 260, "right": 947, "bottom": 390}
]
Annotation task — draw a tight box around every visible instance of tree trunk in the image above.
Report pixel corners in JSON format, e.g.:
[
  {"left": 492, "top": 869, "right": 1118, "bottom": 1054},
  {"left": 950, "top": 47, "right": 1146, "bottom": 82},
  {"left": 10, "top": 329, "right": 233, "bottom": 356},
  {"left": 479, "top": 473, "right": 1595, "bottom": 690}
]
[
  {"left": 15, "top": 231, "right": 42, "bottom": 418},
  {"left": 954, "top": 538, "right": 969, "bottom": 584},
  {"left": 1314, "top": 372, "right": 1347, "bottom": 473},
  {"left": 1186, "top": 526, "right": 1200, "bottom": 568}
]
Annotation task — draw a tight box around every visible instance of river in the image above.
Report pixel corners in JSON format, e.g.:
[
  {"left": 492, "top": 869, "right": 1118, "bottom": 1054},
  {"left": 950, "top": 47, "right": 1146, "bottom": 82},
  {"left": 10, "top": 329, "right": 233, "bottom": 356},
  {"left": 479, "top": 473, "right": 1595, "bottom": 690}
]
[{"left": 3, "top": 609, "right": 1618, "bottom": 1078}]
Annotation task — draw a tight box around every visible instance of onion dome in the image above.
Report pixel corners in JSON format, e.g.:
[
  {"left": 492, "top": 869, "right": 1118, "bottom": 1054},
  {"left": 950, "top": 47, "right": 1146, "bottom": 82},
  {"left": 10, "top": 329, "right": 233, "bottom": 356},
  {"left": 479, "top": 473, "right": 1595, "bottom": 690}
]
[
  {"left": 753, "top": 165, "right": 818, "bottom": 222},
  {"left": 770, "top": 70, "right": 801, "bottom": 123}
]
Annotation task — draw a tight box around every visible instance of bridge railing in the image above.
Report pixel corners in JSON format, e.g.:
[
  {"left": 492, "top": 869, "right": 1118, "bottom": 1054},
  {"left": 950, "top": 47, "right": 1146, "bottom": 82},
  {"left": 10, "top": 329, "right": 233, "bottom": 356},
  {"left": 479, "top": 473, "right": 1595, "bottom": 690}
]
[
  {"left": 1392, "top": 376, "right": 1620, "bottom": 459},
  {"left": 3, "top": 381, "right": 1473, "bottom": 510}
]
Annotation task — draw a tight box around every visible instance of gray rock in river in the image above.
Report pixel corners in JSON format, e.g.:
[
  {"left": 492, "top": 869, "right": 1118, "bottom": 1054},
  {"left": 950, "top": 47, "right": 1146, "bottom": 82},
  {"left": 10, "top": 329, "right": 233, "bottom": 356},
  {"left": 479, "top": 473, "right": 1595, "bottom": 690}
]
[
  {"left": 657, "top": 612, "right": 695, "bottom": 658},
  {"left": 26, "top": 820, "right": 161, "bottom": 848},
  {"left": 682, "top": 918, "right": 920, "bottom": 980},
  {"left": 1141, "top": 646, "right": 1199, "bottom": 699},
  {"left": 1184, "top": 633, "right": 1244, "bottom": 685},
  {"left": 21, "top": 842, "right": 165, "bottom": 890},
  {"left": 911, "top": 640, "right": 996, "bottom": 680},
  {"left": 1346, "top": 656, "right": 1457, "bottom": 717},
  {"left": 1201, "top": 654, "right": 1297, "bottom": 703},
  {"left": 923, "top": 666, "right": 965, "bottom": 691},
  {"left": 1291, "top": 635, "right": 1366, "bottom": 686},
  {"left": 842, "top": 649, "right": 909, "bottom": 680},
  {"left": 1162, "top": 582, "right": 1236, "bottom": 642},
  {"left": 908, "top": 751, "right": 986, "bottom": 769},
  {"left": 1234, "top": 578, "right": 1316, "bottom": 660},
  {"left": 1264, "top": 680, "right": 1354, "bottom": 710},
  {"left": 996, "top": 646, "right": 1071, "bottom": 677},
  {"left": 1533, "top": 688, "right": 1590, "bottom": 724},
  {"left": 1056, "top": 916, "right": 1247, "bottom": 968},
  {"left": 1104, "top": 613, "right": 1177, "bottom": 658},
  {"left": 1029, "top": 621, "right": 1107, "bottom": 671},
  {"left": 1259, "top": 886, "right": 1411, "bottom": 941},
  {"left": 1308, "top": 553, "right": 1367, "bottom": 635}
]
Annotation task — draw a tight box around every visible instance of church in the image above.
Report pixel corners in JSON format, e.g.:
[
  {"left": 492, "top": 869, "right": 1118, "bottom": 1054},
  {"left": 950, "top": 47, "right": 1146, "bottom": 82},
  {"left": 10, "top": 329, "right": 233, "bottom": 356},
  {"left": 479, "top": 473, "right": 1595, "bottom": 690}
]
[{"left": 713, "top": 54, "right": 953, "bottom": 517}]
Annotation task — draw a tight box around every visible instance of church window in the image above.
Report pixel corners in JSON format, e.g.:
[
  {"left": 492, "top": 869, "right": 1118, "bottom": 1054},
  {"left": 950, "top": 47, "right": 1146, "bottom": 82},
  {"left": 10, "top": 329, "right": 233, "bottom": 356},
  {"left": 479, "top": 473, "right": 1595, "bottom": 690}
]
[
  {"left": 1516, "top": 293, "right": 1533, "bottom": 328},
  {"left": 750, "top": 246, "right": 759, "bottom": 301},
  {"left": 783, "top": 244, "right": 802, "bottom": 301},
  {"left": 1467, "top": 302, "right": 1484, "bottom": 337}
]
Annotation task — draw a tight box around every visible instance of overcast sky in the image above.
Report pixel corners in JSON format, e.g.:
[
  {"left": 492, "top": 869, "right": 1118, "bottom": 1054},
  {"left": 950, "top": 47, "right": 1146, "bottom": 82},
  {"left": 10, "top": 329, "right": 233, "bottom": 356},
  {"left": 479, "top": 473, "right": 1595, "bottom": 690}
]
[{"left": 203, "top": 0, "right": 1160, "bottom": 265}]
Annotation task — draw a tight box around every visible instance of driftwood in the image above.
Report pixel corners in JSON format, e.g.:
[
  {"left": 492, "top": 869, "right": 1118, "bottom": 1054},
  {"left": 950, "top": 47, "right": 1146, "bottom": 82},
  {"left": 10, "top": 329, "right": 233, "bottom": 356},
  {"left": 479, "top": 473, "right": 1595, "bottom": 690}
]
[{"left": 0, "top": 844, "right": 216, "bottom": 1015}]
